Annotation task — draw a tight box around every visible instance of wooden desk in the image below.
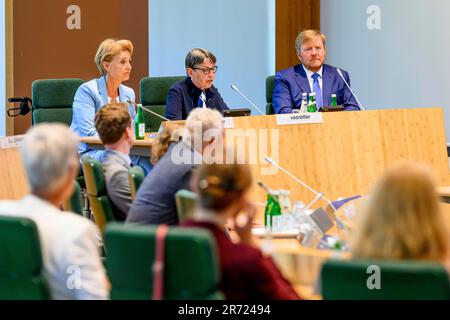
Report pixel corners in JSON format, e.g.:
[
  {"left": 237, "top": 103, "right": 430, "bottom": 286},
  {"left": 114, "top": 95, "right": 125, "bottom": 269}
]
[
  {"left": 82, "top": 109, "right": 450, "bottom": 205},
  {"left": 0, "top": 136, "right": 29, "bottom": 200},
  {"left": 80, "top": 135, "right": 156, "bottom": 157}
]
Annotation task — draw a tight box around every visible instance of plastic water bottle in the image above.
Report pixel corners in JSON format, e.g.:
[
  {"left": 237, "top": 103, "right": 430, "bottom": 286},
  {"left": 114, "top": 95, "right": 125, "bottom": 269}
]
[{"left": 299, "top": 92, "right": 308, "bottom": 113}]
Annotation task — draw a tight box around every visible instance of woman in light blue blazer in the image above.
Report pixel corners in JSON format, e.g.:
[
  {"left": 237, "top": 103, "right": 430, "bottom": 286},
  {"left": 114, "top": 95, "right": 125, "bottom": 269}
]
[{"left": 70, "top": 38, "right": 152, "bottom": 173}]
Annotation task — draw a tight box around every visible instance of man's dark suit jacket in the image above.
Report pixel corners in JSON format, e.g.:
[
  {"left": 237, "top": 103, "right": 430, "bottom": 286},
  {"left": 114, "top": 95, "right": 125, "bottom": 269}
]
[
  {"left": 164, "top": 77, "right": 229, "bottom": 120},
  {"left": 273, "top": 64, "right": 360, "bottom": 113},
  {"left": 126, "top": 142, "right": 196, "bottom": 225}
]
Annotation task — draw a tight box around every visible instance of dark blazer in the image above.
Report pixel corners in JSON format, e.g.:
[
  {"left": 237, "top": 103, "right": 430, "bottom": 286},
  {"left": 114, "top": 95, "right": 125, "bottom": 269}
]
[
  {"left": 181, "top": 219, "right": 300, "bottom": 300},
  {"left": 99, "top": 150, "right": 132, "bottom": 221},
  {"left": 126, "top": 142, "right": 197, "bottom": 225},
  {"left": 164, "top": 77, "right": 229, "bottom": 120},
  {"left": 273, "top": 64, "right": 360, "bottom": 113}
]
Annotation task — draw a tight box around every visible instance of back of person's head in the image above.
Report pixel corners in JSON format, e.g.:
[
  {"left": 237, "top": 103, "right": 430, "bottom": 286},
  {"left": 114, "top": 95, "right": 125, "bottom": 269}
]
[
  {"left": 183, "top": 108, "right": 223, "bottom": 144},
  {"left": 185, "top": 48, "right": 217, "bottom": 70},
  {"left": 95, "top": 103, "right": 132, "bottom": 145},
  {"left": 95, "top": 38, "right": 134, "bottom": 76},
  {"left": 193, "top": 163, "right": 252, "bottom": 212},
  {"left": 151, "top": 126, "right": 182, "bottom": 165},
  {"left": 351, "top": 161, "right": 450, "bottom": 262},
  {"left": 20, "top": 123, "right": 79, "bottom": 197}
]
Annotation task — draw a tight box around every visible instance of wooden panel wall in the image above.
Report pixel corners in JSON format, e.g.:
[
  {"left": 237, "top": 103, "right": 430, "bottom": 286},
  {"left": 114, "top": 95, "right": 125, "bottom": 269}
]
[
  {"left": 9, "top": 0, "right": 148, "bottom": 135},
  {"left": 276, "top": 0, "right": 320, "bottom": 71}
]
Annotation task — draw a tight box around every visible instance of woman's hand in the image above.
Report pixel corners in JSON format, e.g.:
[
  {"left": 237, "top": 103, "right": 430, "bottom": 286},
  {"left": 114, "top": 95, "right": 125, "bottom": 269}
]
[{"left": 234, "top": 201, "right": 257, "bottom": 247}]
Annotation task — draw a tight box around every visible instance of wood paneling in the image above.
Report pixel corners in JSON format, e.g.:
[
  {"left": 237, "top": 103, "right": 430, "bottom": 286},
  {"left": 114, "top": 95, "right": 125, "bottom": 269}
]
[
  {"left": 11, "top": 0, "right": 148, "bottom": 134},
  {"left": 276, "top": 0, "right": 320, "bottom": 71},
  {"left": 5, "top": 0, "right": 14, "bottom": 136}
]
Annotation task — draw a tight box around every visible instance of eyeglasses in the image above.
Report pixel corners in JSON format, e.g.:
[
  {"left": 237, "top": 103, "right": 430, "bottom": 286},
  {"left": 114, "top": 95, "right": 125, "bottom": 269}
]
[{"left": 192, "top": 66, "right": 218, "bottom": 74}]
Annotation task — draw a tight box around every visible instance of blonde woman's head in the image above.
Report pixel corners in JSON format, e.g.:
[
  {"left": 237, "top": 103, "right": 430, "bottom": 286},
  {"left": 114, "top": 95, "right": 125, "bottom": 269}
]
[{"left": 351, "top": 161, "right": 450, "bottom": 262}]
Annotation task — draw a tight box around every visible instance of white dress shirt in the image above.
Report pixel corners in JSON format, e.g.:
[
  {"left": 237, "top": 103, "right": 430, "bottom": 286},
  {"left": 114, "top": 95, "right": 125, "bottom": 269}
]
[{"left": 0, "top": 195, "right": 109, "bottom": 300}]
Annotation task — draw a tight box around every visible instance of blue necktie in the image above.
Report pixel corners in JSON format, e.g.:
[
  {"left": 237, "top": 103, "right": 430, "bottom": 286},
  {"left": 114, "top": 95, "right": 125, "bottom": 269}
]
[
  {"left": 198, "top": 91, "right": 206, "bottom": 108},
  {"left": 312, "top": 73, "right": 323, "bottom": 110}
]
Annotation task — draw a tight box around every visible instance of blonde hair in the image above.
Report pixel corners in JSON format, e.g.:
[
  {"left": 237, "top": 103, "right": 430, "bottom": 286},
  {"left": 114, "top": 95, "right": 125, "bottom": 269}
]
[
  {"left": 295, "top": 30, "right": 326, "bottom": 54},
  {"left": 94, "top": 38, "right": 134, "bottom": 76},
  {"left": 151, "top": 126, "right": 182, "bottom": 165},
  {"left": 351, "top": 161, "right": 450, "bottom": 262},
  {"left": 20, "top": 123, "right": 79, "bottom": 195}
]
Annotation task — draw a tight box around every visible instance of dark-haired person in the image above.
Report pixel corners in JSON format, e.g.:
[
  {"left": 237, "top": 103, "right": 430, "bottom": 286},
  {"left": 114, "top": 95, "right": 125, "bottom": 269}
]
[
  {"left": 181, "top": 163, "right": 300, "bottom": 300},
  {"left": 164, "top": 48, "right": 229, "bottom": 120},
  {"left": 94, "top": 102, "right": 135, "bottom": 221}
]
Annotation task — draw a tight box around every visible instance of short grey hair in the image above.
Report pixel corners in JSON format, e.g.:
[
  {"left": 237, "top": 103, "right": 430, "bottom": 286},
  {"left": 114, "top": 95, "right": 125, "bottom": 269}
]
[
  {"left": 185, "top": 48, "right": 217, "bottom": 69},
  {"left": 20, "top": 123, "right": 79, "bottom": 195},
  {"left": 183, "top": 108, "right": 224, "bottom": 143}
]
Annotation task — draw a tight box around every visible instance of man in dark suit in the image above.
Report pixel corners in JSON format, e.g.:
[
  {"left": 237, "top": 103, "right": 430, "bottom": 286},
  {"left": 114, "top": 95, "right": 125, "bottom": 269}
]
[
  {"left": 127, "top": 108, "right": 225, "bottom": 225},
  {"left": 94, "top": 103, "right": 135, "bottom": 221},
  {"left": 273, "top": 30, "right": 360, "bottom": 113},
  {"left": 164, "top": 48, "right": 229, "bottom": 120}
]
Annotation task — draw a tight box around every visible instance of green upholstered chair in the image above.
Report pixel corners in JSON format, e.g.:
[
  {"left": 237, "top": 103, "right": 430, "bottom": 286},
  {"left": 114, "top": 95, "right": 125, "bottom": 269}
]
[
  {"left": 62, "top": 180, "right": 84, "bottom": 216},
  {"left": 81, "top": 156, "right": 115, "bottom": 232},
  {"left": 0, "top": 216, "right": 51, "bottom": 299},
  {"left": 140, "top": 76, "right": 185, "bottom": 132},
  {"left": 175, "top": 189, "right": 198, "bottom": 223},
  {"left": 31, "top": 78, "right": 84, "bottom": 125},
  {"left": 321, "top": 259, "right": 450, "bottom": 300},
  {"left": 128, "top": 165, "right": 145, "bottom": 201},
  {"left": 104, "top": 223, "right": 223, "bottom": 300},
  {"left": 265, "top": 75, "right": 275, "bottom": 115}
]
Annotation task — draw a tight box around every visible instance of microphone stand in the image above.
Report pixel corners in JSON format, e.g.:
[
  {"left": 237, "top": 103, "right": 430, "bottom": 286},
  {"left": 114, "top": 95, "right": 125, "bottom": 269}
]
[{"left": 230, "top": 84, "right": 266, "bottom": 115}]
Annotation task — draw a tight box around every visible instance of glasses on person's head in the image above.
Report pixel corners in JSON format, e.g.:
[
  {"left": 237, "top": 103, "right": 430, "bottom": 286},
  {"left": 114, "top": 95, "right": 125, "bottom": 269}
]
[{"left": 192, "top": 66, "right": 218, "bottom": 74}]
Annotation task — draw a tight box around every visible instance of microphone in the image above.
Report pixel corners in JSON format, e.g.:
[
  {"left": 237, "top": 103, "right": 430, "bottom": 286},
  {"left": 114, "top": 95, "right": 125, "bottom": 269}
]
[
  {"left": 127, "top": 100, "right": 171, "bottom": 122},
  {"left": 230, "top": 84, "right": 265, "bottom": 115},
  {"left": 336, "top": 68, "right": 365, "bottom": 111},
  {"left": 264, "top": 156, "right": 340, "bottom": 218}
]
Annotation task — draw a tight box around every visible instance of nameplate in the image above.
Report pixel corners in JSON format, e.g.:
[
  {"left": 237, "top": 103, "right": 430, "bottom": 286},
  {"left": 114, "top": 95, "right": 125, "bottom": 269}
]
[
  {"left": 275, "top": 113, "right": 324, "bottom": 126},
  {"left": 0, "top": 135, "right": 24, "bottom": 149},
  {"left": 223, "top": 117, "right": 234, "bottom": 129}
]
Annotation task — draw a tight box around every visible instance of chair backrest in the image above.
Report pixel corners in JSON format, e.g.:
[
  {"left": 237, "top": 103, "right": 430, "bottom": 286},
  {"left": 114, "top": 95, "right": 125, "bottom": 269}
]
[
  {"left": 175, "top": 189, "right": 198, "bottom": 223},
  {"left": 321, "top": 259, "right": 450, "bottom": 300},
  {"left": 0, "top": 216, "right": 51, "bottom": 299},
  {"left": 105, "top": 223, "right": 223, "bottom": 300},
  {"left": 31, "top": 78, "right": 84, "bottom": 125},
  {"left": 128, "top": 165, "right": 145, "bottom": 200},
  {"left": 140, "top": 76, "right": 185, "bottom": 132},
  {"left": 265, "top": 75, "right": 275, "bottom": 115},
  {"left": 81, "top": 156, "right": 115, "bottom": 231},
  {"left": 62, "top": 180, "right": 84, "bottom": 216}
]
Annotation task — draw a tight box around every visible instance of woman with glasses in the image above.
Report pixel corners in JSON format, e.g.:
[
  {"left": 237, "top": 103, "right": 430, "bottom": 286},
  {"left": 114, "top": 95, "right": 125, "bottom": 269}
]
[{"left": 164, "top": 48, "right": 229, "bottom": 120}]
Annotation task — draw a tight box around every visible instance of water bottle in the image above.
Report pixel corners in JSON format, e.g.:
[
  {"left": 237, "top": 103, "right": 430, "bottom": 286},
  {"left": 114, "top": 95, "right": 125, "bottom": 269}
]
[
  {"left": 134, "top": 104, "right": 146, "bottom": 140},
  {"left": 307, "top": 93, "right": 317, "bottom": 112},
  {"left": 331, "top": 94, "right": 337, "bottom": 107},
  {"left": 299, "top": 92, "right": 308, "bottom": 113}
]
